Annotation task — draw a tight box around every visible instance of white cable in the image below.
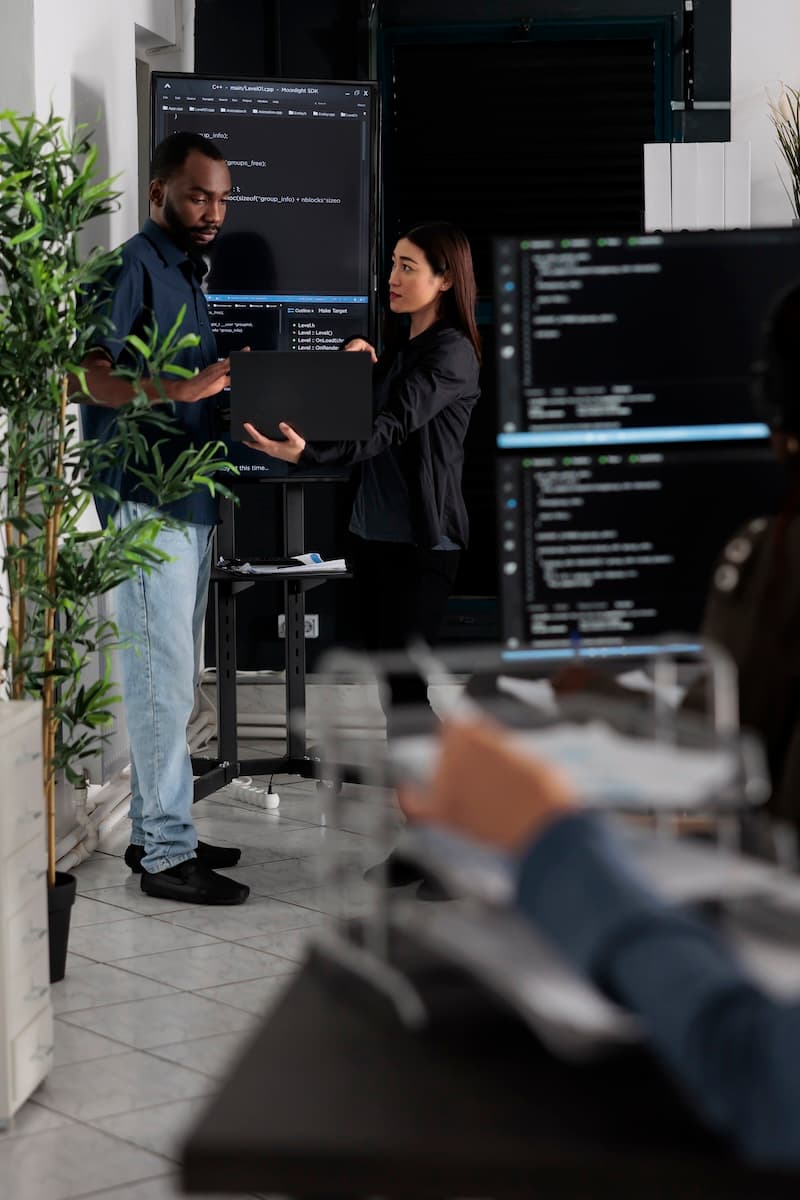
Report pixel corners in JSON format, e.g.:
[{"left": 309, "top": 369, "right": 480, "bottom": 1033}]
[{"left": 55, "top": 771, "right": 132, "bottom": 870}]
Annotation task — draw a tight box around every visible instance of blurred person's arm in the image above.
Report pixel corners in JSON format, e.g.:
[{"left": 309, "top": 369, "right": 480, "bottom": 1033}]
[{"left": 404, "top": 721, "right": 800, "bottom": 1167}]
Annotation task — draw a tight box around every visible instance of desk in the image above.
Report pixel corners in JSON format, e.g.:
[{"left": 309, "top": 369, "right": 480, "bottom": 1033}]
[
  {"left": 181, "top": 946, "right": 799, "bottom": 1198},
  {"left": 192, "top": 480, "right": 352, "bottom": 801}
]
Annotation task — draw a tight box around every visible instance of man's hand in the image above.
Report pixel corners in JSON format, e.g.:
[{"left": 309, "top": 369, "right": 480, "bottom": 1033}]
[
  {"left": 401, "top": 719, "right": 578, "bottom": 851},
  {"left": 75, "top": 352, "right": 231, "bottom": 409},
  {"left": 242, "top": 421, "right": 306, "bottom": 463},
  {"left": 343, "top": 337, "right": 378, "bottom": 363},
  {"left": 172, "top": 357, "right": 231, "bottom": 403}
]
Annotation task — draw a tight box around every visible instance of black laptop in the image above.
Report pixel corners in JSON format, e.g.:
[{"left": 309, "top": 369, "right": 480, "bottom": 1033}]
[{"left": 229, "top": 350, "right": 373, "bottom": 442}]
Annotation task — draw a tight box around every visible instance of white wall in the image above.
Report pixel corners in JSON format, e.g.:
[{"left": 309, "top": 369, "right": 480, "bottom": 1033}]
[
  {"left": 0, "top": 0, "right": 194, "bottom": 246},
  {"left": 0, "top": 0, "right": 195, "bottom": 781},
  {"left": 1, "top": 0, "right": 36, "bottom": 116},
  {"left": 732, "top": 0, "right": 800, "bottom": 226}
]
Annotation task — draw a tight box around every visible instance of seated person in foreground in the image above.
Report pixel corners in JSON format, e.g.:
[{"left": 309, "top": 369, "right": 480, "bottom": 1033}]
[
  {"left": 403, "top": 719, "right": 800, "bottom": 1167},
  {"left": 697, "top": 282, "right": 800, "bottom": 831},
  {"left": 558, "top": 281, "right": 800, "bottom": 835}
]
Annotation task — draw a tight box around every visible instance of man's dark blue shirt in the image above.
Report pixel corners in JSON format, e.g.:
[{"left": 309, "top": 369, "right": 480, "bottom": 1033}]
[{"left": 82, "top": 218, "right": 220, "bottom": 525}]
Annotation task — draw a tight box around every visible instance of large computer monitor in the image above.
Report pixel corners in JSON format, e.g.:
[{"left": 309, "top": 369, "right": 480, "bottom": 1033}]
[
  {"left": 152, "top": 73, "right": 377, "bottom": 351},
  {"left": 151, "top": 72, "right": 378, "bottom": 476},
  {"left": 493, "top": 229, "right": 800, "bottom": 660}
]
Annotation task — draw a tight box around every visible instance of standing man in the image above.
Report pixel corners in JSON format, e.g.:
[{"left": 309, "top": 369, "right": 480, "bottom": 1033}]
[{"left": 81, "top": 132, "right": 249, "bottom": 904}]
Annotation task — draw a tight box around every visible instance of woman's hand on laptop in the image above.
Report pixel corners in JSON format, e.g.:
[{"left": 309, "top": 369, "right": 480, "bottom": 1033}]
[{"left": 243, "top": 421, "right": 306, "bottom": 463}]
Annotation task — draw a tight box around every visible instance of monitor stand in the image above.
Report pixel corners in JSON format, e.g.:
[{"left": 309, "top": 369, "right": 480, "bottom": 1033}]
[{"left": 192, "top": 482, "right": 352, "bottom": 800}]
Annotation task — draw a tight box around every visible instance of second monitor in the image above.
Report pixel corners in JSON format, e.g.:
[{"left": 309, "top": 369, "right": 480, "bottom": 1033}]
[
  {"left": 494, "top": 228, "right": 800, "bottom": 658},
  {"left": 498, "top": 445, "right": 785, "bottom": 659}
]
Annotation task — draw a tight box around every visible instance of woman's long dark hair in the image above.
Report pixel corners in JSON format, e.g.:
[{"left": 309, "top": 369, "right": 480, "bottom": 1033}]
[{"left": 384, "top": 221, "right": 482, "bottom": 363}]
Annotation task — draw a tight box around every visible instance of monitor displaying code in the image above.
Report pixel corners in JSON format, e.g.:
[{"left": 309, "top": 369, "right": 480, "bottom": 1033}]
[
  {"left": 493, "top": 229, "right": 800, "bottom": 658},
  {"left": 498, "top": 447, "right": 785, "bottom": 659},
  {"left": 151, "top": 72, "right": 378, "bottom": 476},
  {"left": 494, "top": 229, "right": 800, "bottom": 448},
  {"left": 152, "top": 73, "right": 377, "bottom": 355}
]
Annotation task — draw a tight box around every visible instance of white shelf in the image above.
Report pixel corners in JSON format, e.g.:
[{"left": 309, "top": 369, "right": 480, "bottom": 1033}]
[{"left": 0, "top": 701, "right": 52, "bottom": 1127}]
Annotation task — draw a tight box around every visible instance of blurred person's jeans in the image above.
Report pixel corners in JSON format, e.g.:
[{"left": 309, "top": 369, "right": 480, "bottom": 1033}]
[{"left": 115, "top": 502, "right": 214, "bottom": 873}]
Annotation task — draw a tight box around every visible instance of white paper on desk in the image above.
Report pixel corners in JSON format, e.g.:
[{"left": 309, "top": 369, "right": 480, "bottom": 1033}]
[
  {"left": 391, "top": 720, "right": 736, "bottom": 810},
  {"left": 497, "top": 670, "right": 685, "bottom": 713},
  {"left": 517, "top": 722, "right": 734, "bottom": 809},
  {"left": 618, "top": 827, "right": 776, "bottom": 903},
  {"left": 405, "top": 823, "right": 780, "bottom": 911},
  {"left": 496, "top": 675, "right": 559, "bottom": 715},
  {"left": 245, "top": 557, "right": 348, "bottom": 575},
  {"left": 403, "top": 825, "right": 517, "bottom": 906},
  {"left": 615, "top": 668, "right": 685, "bottom": 709}
]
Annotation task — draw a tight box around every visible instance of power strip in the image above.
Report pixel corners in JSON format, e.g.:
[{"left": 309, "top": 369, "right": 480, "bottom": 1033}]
[{"left": 227, "top": 778, "right": 281, "bottom": 810}]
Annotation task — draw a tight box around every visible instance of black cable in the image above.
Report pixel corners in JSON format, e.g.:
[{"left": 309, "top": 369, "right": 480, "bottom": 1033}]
[
  {"left": 683, "top": 0, "right": 696, "bottom": 112},
  {"left": 273, "top": 0, "right": 282, "bottom": 77}
]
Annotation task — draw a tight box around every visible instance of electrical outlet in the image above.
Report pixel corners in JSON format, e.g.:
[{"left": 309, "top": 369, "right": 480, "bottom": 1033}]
[{"left": 277, "top": 613, "right": 319, "bottom": 638}]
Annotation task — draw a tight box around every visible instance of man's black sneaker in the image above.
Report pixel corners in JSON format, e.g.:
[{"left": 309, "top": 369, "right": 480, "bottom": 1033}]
[
  {"left": 140, "top": 858, "right": 250, "bottom": 905},
  {"left": 125, "top": 840, "right": 241, "bottom": 874}
]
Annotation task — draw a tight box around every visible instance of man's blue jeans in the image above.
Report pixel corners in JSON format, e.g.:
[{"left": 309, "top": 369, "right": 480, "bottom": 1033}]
[{"left": 115, "top": 503, "right": 214, "bottom": 874}]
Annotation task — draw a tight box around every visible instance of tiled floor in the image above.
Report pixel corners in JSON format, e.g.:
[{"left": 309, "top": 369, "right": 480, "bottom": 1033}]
[{"left": 1, "top": 771, "right": 400, "bottom": 1200}]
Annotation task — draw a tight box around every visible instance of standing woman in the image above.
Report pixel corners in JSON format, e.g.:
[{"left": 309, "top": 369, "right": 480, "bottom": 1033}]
[{"left": 243, "top": 221, "right": 481, "bottom": 729}]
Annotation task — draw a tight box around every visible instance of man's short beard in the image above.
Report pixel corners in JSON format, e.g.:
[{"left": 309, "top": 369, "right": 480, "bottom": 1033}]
[{"left": 163, "top": 196, "right": 210, "bottom": 256}]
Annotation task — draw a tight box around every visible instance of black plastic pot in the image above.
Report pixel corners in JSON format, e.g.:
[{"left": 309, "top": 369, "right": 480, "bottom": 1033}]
[{"left": 48, "top": 871, "right": 77, "bottom": 983}]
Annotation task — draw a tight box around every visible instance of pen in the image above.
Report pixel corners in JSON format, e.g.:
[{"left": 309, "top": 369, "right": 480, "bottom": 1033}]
[{"left": 569, "top": 627, "right": 582, "bottom": 660}]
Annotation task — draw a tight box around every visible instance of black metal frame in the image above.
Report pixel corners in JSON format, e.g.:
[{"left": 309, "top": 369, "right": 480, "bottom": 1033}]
[{"left": 192, "top": 482, "right": 353, "bottom": 801}]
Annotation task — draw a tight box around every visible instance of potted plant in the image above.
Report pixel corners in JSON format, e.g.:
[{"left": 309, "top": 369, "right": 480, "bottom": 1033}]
[
  {"left": 768, "top": 84, "right": 800, "bottom": 223},
  {"left": 0, "top": 110, "right": 233, "bottom": 980}
]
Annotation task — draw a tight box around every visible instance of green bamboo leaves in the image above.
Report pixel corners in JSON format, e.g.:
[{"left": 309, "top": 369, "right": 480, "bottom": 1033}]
[{"left": 0, "top": 110, "right": 235, "bottom": 809}]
